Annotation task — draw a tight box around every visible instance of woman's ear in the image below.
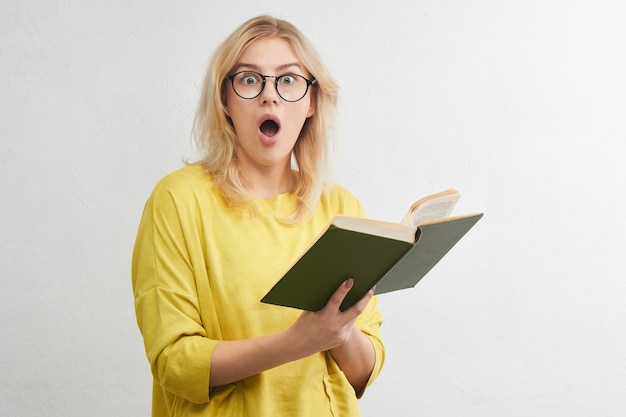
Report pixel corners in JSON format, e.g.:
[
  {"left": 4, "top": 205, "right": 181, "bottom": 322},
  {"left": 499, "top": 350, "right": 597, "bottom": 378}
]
[
  {"left": 222, "top": 102, "right": 233, "bottom": 125},
  {"left": 222, "top": 97, "right": 231, "bottom": 117},
  {"left": 221, "top": 84, "right": 231, "bottom": 116},
  {"left": 306, "top": 90, "right": 316, "bottom": 118}
]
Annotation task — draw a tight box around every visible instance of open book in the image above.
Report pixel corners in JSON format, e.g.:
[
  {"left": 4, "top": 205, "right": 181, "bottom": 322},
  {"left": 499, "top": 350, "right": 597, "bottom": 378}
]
[{"left": 261, "top": 189, "right": 483, "bottom": 311}]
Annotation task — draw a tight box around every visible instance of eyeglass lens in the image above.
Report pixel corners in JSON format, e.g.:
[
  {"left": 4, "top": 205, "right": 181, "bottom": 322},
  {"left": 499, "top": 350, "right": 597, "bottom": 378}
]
[{"left": 230, "top": 72, "right": 312, "bottom": 102}]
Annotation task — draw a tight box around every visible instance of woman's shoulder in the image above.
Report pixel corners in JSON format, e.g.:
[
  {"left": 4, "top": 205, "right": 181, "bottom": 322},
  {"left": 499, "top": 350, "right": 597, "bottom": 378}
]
[
  {"left": 152, "top": 165, "right": 214, "bottom": 192},
  {"left": 324, "top": 182, "right": 357, "bottom": 200},
  {"left": 147, "top": 165, "right": 220, "bottom": 206},
  {"left": 320, "top": 182, "right": 365, "bottom": 217}
]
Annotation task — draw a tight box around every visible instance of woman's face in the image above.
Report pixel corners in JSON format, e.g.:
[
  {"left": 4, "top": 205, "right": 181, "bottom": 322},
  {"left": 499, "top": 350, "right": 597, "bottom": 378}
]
[{"left": 225, "top": 37, "right": 315, "bottom": 175}]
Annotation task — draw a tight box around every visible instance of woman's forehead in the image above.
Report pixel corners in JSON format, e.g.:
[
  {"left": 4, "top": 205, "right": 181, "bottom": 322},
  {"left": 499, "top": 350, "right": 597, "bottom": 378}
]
[{"left": 235, "top": 37, "right": 304, "bottom": 72}]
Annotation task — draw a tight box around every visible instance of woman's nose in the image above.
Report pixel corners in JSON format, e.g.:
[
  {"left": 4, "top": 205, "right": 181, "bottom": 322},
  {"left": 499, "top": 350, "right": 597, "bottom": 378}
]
[{"left": 259, "top": 77, "right": 280, "bottom": 104}]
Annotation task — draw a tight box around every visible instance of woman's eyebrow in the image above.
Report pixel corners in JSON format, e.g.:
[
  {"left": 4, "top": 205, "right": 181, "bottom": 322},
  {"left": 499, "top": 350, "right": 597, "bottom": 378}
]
[
  {"left": 276, "top": 63, "right": 303, "bottom": 72},
  {"left": 232, "top": 63, "right": 260, "bottom": 72},
  {"left": 232, "top": 62, "right": 304, "bottom": 73}
]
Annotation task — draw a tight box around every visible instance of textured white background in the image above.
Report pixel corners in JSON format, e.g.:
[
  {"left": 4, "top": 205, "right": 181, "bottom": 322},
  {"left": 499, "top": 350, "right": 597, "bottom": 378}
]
[{"left": 1, "top": 1, "right": 625, "bottom": 416}]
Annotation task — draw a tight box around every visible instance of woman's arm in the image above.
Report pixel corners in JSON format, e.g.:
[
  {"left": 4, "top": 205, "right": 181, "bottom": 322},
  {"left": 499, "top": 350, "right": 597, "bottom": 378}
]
[
  {"left": 209, "top": 278, "right": 375, "bottom": 388},
  {"left": 328, "top": 323, "right": 376, "bottom": 396}
]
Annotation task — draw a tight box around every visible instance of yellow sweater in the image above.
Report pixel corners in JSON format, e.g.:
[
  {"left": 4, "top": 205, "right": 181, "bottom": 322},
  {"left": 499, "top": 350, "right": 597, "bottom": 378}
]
[{"left": 132, "top": 165, "right": 385, "bottom": 417}]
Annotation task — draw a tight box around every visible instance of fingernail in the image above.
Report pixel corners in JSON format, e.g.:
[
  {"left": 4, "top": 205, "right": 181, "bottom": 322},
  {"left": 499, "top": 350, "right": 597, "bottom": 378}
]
[{"left": 345, "top": 278, "right": 354, "bottom": 288}]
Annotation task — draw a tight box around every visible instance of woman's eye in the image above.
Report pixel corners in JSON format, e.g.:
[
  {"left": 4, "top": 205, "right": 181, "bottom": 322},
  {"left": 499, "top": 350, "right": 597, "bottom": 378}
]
[
  {"left": 237, "top": 73, "right": 261, "bottom": 85},
  {"left": 279, "top": 75, "right": 296, "bottom": 85}
]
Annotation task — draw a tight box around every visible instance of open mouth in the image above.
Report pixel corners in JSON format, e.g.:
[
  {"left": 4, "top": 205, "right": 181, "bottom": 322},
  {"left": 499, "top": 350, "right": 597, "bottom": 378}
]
[{"left": 260, "top": 118, "right": 280, "bottom": 137}]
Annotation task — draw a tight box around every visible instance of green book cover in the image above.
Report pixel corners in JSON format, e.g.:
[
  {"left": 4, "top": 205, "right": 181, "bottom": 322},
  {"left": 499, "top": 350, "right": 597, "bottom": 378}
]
[
  {"left": 375, "top": 214, "right": 483, "bottom": 294},
  {"left": 261, "top": 213, "right": 483, "bottom": 311}
]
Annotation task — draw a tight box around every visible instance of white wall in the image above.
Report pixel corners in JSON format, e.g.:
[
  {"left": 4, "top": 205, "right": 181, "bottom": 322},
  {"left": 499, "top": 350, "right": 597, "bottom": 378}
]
[{"left": 2, "top": 1, "right": 625, "bottom": 416}]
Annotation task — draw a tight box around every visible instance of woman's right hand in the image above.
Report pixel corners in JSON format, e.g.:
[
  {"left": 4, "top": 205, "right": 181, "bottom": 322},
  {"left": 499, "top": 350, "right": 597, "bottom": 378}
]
[{"left": 287, "top": 278, "right": 375, "bottom": 357}]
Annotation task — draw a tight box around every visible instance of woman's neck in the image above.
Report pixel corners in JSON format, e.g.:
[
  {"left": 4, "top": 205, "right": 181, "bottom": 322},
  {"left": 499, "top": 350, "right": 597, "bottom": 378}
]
[{"left": 238, "top": 162, "right": 296, "bottom": 200}]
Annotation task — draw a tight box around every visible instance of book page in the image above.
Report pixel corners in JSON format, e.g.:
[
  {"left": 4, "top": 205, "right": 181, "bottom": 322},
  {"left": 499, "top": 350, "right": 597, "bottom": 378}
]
[
  {"left": 333, "top": 216, "right": 416, "bottom": 243},
  {"left": 400, "top": 190, "right": 460, "bottom": 227}
]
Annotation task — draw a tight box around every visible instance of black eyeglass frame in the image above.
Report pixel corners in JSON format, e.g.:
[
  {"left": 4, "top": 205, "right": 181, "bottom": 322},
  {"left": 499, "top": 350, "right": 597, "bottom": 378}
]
[{"left": 226, "top": 71, "right": 317, "bottom": 102}]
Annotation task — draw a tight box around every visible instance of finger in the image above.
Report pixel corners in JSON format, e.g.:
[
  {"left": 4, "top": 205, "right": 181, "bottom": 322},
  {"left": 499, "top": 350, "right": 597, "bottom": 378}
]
[
  {"left": 324, "top": 278, "right": 354, "bottom": 311},
  {"left": 344, "top": 285, "right": 375, "bottom": 316}
]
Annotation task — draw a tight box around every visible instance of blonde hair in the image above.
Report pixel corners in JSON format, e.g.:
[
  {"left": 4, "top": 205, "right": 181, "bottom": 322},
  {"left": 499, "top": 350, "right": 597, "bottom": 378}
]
[{"left": 192, "top": 15, "right": 339, "bottom": 223}]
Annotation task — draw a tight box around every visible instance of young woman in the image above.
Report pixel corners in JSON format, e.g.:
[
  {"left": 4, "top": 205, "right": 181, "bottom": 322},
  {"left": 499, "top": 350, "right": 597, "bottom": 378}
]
[{"left": 132, "top": 15, "right": 385, "bottom": 417}]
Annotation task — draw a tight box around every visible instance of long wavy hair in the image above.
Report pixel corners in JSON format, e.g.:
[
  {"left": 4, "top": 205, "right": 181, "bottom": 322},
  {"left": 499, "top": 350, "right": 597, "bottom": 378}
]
[{"left": 192, "top": 15, "right": 339, "bottom": 223}]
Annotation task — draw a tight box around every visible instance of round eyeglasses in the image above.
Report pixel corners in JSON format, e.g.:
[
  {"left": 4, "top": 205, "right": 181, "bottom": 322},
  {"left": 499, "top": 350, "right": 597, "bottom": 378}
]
[{"left": 227, "top": 71, "right": 316, "bottom": 102}]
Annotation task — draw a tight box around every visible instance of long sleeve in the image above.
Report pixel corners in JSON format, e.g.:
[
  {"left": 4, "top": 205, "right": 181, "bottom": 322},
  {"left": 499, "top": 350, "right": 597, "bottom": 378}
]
[
  {"left": 132, "top": 185, "right": 218, "bottom": 404},
  {"left": 356, "top": 295, "right": 385, "bottom": 393}
]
